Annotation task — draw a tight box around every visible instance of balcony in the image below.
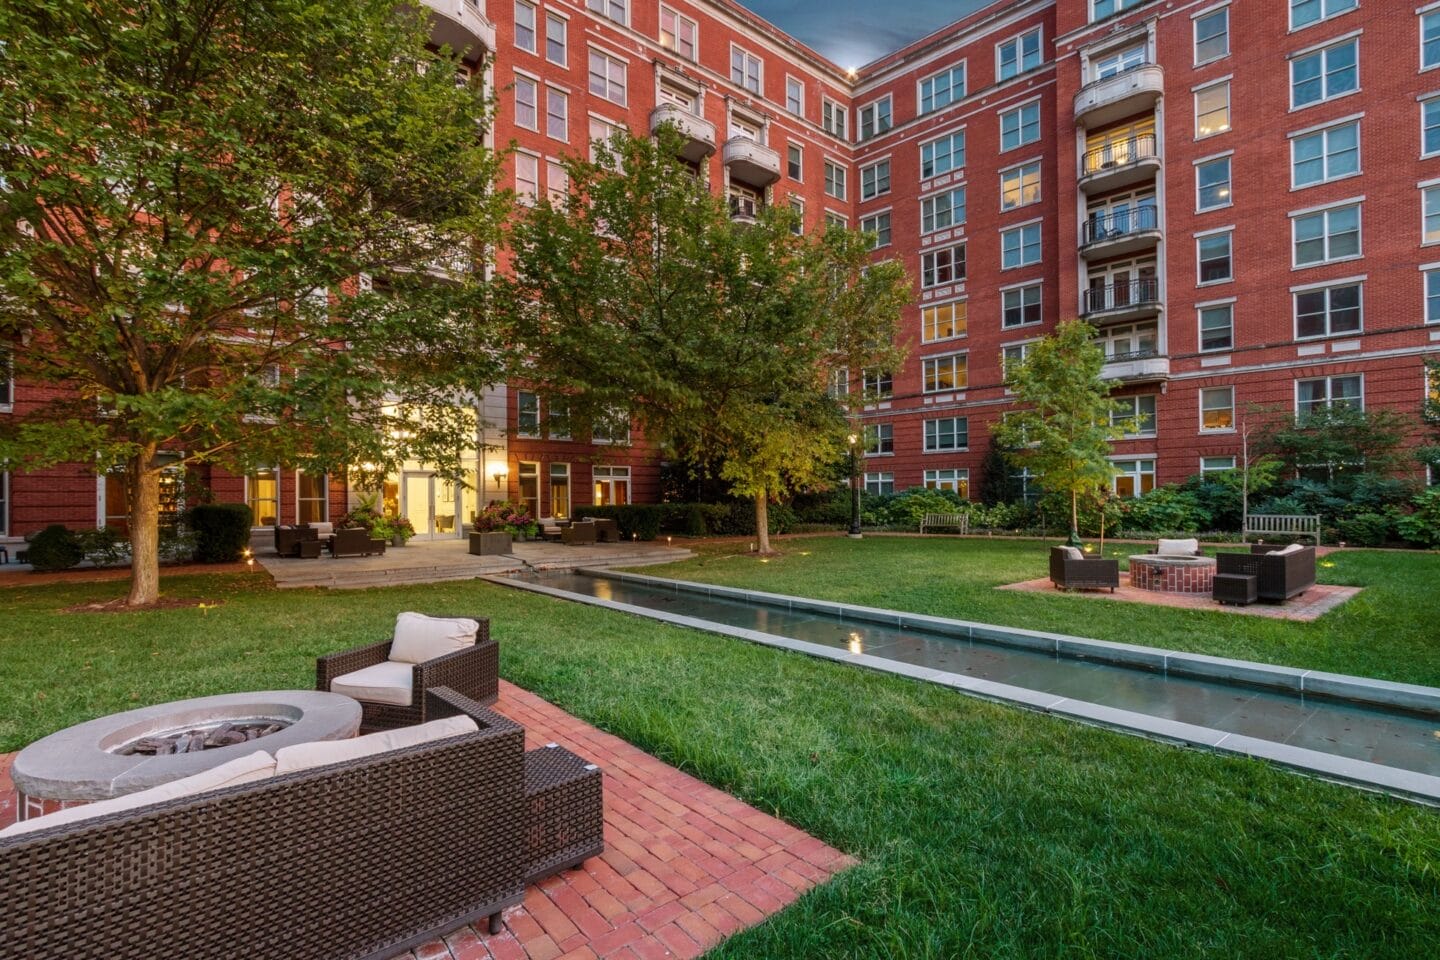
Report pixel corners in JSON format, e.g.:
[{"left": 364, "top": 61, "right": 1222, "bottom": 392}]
[
  {"left": 1082, "top": 278, "right": 1161, "bottom": 325},
  {"left": 1081, "top": 205, "right": 1161, "bottom": 259},
  {"left": 1101, "top": 349, "right": 1171, "bottom": 383},
  {"left": 418, "top": 0, "right": 496, "bottom": 59},
  {"left": 722, "top": 137, "right": 781, "bottom": 188},
  {"left": 1079, "top": 133, "right": 1160, "bottom": 195},
  {"left": 1074, "top": 64, "right": 1164, "bottom": 129},
  {"left": 729, "top": 194, "right": 759, "bottom": 225},
  {"left": 649, "top": 103, "right": 717, "bottom": 164}
]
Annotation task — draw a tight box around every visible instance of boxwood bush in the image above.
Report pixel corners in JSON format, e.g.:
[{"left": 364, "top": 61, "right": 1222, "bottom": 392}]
[
  {"left": 186, "top": 503, "right": 254, "bottom": 562},
  {"left": 26, "top": 525, "right": 85, "bottom": 572}
]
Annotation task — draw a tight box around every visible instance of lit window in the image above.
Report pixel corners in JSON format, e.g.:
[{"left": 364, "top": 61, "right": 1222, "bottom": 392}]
[
  {"left": 1194, "top": 8, "right": 1229, "bottom": 64},
  {"left": 859, "top": 98, "right": 892, "bottom": 141},
  {"left": 919, "top": 65, "right": 966, "bottom": 115},
  {"left": 1296, "top": 375, "right": 1362, "bottom": 416},
  {"left": 1002, "top": 284, "right": 1041, "bottom": 328},
  {"left": 659, "top": 7, "right": 696, "bottom": 60},
  {"left": 515, "top": 1, "right": 536, "bottom": 53},
  {"left": 588, "top": 50, "right": 626, "bottom": 105},
  {"left": 731, "top": 46, "right": 762, "bottom": 94},
  {"left": 1290, "top": 0, "right": 1356, "bottom": 31},
  {"left": 1292, "top": 204, "right": 1360, "bottom": 267},
  {"left": 921, "top": 131, "right": 966, "bottom": 179},
  {"left": 1001, "top": 222, "right": 1041, "bottom": 268},
  {"left": 587, "top": 0, "right": 626, "bottom": 25},
  {"left": 999, "top": 102, "right": 1040, "bottom": 151},
  {"left": 921, "top": 245, "right": 966, "bottom": 288},
  {"left": 1294, "top": 283, "right": 1362, "bottom": 338},
  {"left": 922, "top": 353, "right": 968, "bottom": 392},
  {"left": 1199, "top": 303, "right": 1234, "bottom": 352},
  {"left": 246, "top": 467, "right": 278, "bottom": 526},
  {"left": 924, "top": 469, "right": 969, "bottom": 496},
  {"left": 859, "top": 212, "right": 891, "bottom": 249},
  {"left": 593, "top": 466, "right": 632, "bottom": 506},
  {"left": 920, "top": 186, "right": 966, "bottom": 234},
  {"left": 921, "top": 301, "right": 967, "bottom": 343},
  {"left": 1197, "top": 231, "right": 1233, "bottom": 284},
  {"left": 860, "top": 160, "right": 890, "bottom": 200},
  {"left": 997, "top": 28, "right": 1042, "bottom": 81},
  {"left": 1196, "top": 156, "right": 1232, "bottom": 210},
  {"left": 297, "top": 470, "right": 328, "bottom": 524},
  {"left": 545, "top": 13, "right": 567, "bottom": 65},
  {"left": 514, "top": 74, "right": 538, "bottom": 130},
  {"left": 1111, "top": 459, "right": 1156, "bottom": 498},
  {"left": 864, "top": 423, "right": 894, "bottom": 456},
  {"left": 924, "top": 417, "right": 969, "bottom": 451},
  {"left": 1291, "top": 121, "right": 1359, "bottom": 188},
  {"left": 1000, "top": 161, "right": 1041, "bottom": 210},
  {"left": 1195, "top": 82, "right": 1230, "bottom": 137},
  {"left": 1291, "top": 40, "right": 1358, "bottom": 109}
]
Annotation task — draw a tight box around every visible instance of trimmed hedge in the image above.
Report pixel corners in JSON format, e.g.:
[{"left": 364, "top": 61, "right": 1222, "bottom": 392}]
[
  {"left": 26, "top": 525, "right": 85, "bottom": 572},
  {"left": 187, "top": 503, "right": 254, "bottom": 562},
  {"left": 579, "top": 502, "right": 797, "bottom": 540}
]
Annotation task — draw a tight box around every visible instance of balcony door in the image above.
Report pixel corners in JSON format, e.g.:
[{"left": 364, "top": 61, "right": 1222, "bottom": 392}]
[{"left": 403, "top": 472, "right": 437, "bottom": 540}]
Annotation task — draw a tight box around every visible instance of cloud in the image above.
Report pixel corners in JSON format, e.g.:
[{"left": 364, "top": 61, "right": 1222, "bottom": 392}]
[{"left": 742, "top": 0, "right": 992, "bottom": 64}]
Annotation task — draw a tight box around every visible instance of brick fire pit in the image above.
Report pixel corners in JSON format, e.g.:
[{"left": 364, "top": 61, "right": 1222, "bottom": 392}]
[{"left": 1128, "top": 554, "right": 1217, "bottom": 594}]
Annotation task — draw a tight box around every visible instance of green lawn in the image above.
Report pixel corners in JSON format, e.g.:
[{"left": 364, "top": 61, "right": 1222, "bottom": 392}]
[{"left": 1, "top": 542, "right": 1438, "bottom": 958}]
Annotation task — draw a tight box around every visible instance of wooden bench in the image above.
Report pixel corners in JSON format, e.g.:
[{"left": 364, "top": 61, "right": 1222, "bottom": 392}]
[
  {"left": 920, "top": 513, "right": 970, "bottom": 535},
  {"left": 1244, "top": 513, "right": 1321, "bottom": 545}
]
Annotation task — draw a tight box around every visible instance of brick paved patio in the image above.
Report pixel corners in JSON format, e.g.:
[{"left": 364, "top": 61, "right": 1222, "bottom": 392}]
[
  {"left": 0, "top": 681, "right": 855, "bottom": 959},
  {"left": 999, "top": 575, "right": 1360, "bottom": 621}
]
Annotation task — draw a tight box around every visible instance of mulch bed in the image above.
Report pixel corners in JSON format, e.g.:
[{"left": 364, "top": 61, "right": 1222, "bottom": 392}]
[
  {"left": 64, "top": 597, "right": 227, "bottom": 614},
  {"left": 0, "top": 562, "right": 261, "bottom": 589}
]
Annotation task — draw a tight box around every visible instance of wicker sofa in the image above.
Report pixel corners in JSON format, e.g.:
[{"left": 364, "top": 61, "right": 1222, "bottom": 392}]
[
  {"left": 0, "top": 687, "right": 603, "bottom": 960},
  {"left": 1215, "top": 544, "right": 1317, "bottom": 601},
  {"left": 1049, "top": 545, "right": 1119, "bottom": 592},
  {"left": 562, "top": 521, "right": 597, "bottom": 545},
  {"left": 330, "top": 526, "right": 387, "bottom": 558}
]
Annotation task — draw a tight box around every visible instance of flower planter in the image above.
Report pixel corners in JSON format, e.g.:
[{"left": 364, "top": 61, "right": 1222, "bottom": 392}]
[{"left": 469, "top": 531, "right": 513, "bottom": 556}]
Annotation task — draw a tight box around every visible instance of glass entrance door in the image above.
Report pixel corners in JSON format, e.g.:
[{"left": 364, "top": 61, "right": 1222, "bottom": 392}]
[{"left": 403, "top": 473, "right": 436, "bottom": 539}]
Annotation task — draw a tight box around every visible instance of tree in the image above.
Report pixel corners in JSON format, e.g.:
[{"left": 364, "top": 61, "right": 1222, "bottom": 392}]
[
  {"left": 0, "top": 0, "right": 509, "bottom": 604},
  {"left": 501, "top": 128, "right": 909, "bottom": 553},
  {"left": 991, "top": 319, "right": 1131, "bottom": 546}
]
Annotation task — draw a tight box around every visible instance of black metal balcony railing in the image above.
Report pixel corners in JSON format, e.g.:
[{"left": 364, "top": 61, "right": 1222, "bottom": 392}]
[
  {"left": 1102, "top": 347, "right": 1160, "bottom": 363},
  {"left": 1082, "top": 205, "right": 1158, "bottom": 245},
  {"left": 1081, "top": 133, "right": 1159, "bottom": 176},
  {"left": 1083, "top": 278, "right": 1160, "bottom": 315},
  {"left": 729, "top": 195, "right": 759, "bottom": 220}
]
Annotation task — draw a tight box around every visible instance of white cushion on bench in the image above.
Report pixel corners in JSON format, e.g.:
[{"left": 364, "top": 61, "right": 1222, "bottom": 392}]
[
  {"left": 1268, "top": 543, "right": 1306, "bottom": 555},
  {"left": 1156, "top": 538, "right": 1199, "bottom": 557},
  {"left": 1059, "top": 546, "right": 1084, "bottom": 560},
  {"left": 330, "top": 661, "right": 414, "bottom": 706},
  {"left": 0, "top": 749, "right": 277, "bottom": 838},
  {"left": 388, "top": 612, "right": 479, "bottom": 664},
  {"left": 273, "top": 715, "right": 478, "bottom": 775}
]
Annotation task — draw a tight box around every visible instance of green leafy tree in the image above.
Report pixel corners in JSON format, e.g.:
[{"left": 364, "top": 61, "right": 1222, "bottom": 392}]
[
  {"left": 991, "top": 319, "right": 1131, "bottom": 546},
  {"left": 1418, "top": 358, "right": 1440, "bottom": 480},
  {"left": 0, "top": 0, "right": 509, "bottom": 604},
  {"left": 501, "top": 128, "right": 909, "bottom": 553},
  {"left": 1259, "top": 405, "right": 1413, "bottom": 481}
]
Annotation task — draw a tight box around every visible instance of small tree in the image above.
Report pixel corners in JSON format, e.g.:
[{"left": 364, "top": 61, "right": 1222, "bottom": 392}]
[{"left": 991, "top": 320, "right": 1130, "bottom": 546}]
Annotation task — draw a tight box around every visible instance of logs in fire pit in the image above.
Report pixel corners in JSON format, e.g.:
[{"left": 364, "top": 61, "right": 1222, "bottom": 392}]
[{"left": 116, "top": 720, "right": 292, "bottom": 756}]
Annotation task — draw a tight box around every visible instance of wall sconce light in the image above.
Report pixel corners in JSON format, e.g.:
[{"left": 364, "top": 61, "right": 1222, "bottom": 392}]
[{"left": 491, "top": 462, "right": 509, "bottom": 489}]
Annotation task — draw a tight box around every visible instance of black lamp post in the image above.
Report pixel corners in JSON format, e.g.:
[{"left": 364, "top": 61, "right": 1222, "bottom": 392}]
[{"left": 847, "top": 432, "right": 862, "bottom": 539}]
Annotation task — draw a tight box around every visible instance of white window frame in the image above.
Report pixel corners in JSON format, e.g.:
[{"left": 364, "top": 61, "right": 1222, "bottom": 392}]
[
  {"left": 731, "top": 44, "right": 762, "bottom": 95},
  {"left": 1290, "top": 200, "right": 1362, "bottom": 268},
  {"left": 1000, "top": 220, "right": 1042, "bottom": 269},
  {"left": 920, "top": 185, "right": 966, "bottom": 235},
  {"left": 513, "top": 71, "right": 539, "bottom": 131},
  {"left": 785, "top": 75, "right": 804, "bottom": 116},
  {"left": 1193, "top": 4, "right": 1230, "bottom": 65},
  {"left": 1197, "top": 298, "right": 1236, "bottom": 352},
  {"left": 1200, "top": 456, "right": 1237, "bottom": 475},
  {"left": 1425, "top": 96, "right": 1440, "bottom": 159},
  {"left": 517, "top": 390, "right": 541, "bottom": 437},
  {"left": 587, "top": 0, "right": 628, "bottom": 26},
  {"left": 864, "top": 472, "right": 895, "bottom": 495},
  {"left": 1289, "top": 36, "right": 1359, "bottom": 111},
  {"left": 1289, "top": 118, "right": 1360, "bottom": 189},
  {"left": 295, "top": 469, "right": 329, "bottom": 525},
  {"left": 864, "top": 422, "right": 894, "bottom": 457},
  {"left": 1001, "top": 281, "right": 1043, "bottom": 329},
  {"left": 858, "top": 96, "right": 893, "bottom": 141},
  {"left": 659, "top": 6, "right": 697, "bottom": 61},
  {"left": 1422, "top": 263, "right": 1440, "bottom": 323},
  {"left": 514, "top": 0, "right": 537, "bottom": 54},
  {"left": 1295, "top": 374, "right": 1364, "bottom": 416},
  {"left": 824, "top": 160, "right": 846, "bottom": 200},
  {"left": 921, "top": 299, "right": 967, "bottom": 344},
  {"left": 999, "top": 160, "right": 1041, "bottom": 211},
  {"left": 1112, "top": 394, "right": 1157, "bottom": 438},
  {"left": 1195, "top": 152, "right": 1233, "bottom": 211},
  {"left": 1091, "top": 0, "right": 1148, "bottom": 23},
  {"left": 923, "top": 468, "right": 970, "bottom": 496},
  {"left": 918, "top": 63, "right": 967, "bottom": 115},
  {"left": 245, "top": 467, "right": 280, "bottom": 528},
  {"left": 1292, "top": 278, "right": 1364, "bottom": 339},
  {"left": 545, "top": 11, "right": 568, "bottom": 66},
  {"left": 860, "top": 159, "right": 891, "bottom": 200},
  {"left": 545, "top": 86, "right": 568, "bottom": 142},
  {"left": 860, "top": 210, "right": 892, "bottom": 249},
  {"left": 999, "top": 99, "right": 1041, "bottom": 152},
  {"left": 1422, "top": 182, "right": 1440, "bottom": 245},
  {"left": 515, "top": 150, "right": 540, "bottom": 205},
  {"left": 1198, "top": 387, "right": 1236, "bottom": 433},
  {"left": 822, "top": 98, "right": 847, "bottom": 139},
  {"left": 921, "top": 244, "right": 966, "bottom": 289},
  {"left": 1424, "top": 10, "right": 1440, "bottom": 72},
  {"left": 1110, "top": 457, "right": 1157, "bottom": 498},
  {"left": 1195, "top": 79, "right": 1231, "bottom": 138},
  {"left": 922, "top": 352, "right": 969, "bottom": 393},
  {"left": 1289, "top": 0, "right": 1357, "bottom": 32},
  {"left": 997, "top": 26, "right": 1043, "bottom": 82},
  {"left": 920, "top": 129, "right": 966, "bottom": 179},
  {"left": 1196, "top": 227, "right": 1234, "bottom": 286},
  {"left": 923, "top": 417, "right": 970, "bottom": 453},
  {"left": 587, "top": 48, "right": 627, "bottom": 106}
]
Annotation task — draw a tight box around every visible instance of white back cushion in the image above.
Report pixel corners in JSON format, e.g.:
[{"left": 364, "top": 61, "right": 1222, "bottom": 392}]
[
  {"left": 1156, "top": 538, "right": 1199, "bottom": 557},
  {"left": 272, "top": 715, "right": 478, "bottom": 775},
  {"left": 1, "top": 750, "right": 276, "bottom": 838},
  {"left": 1270, "top": 543, "right": 1306, "bottom": 555},
  {"left": 1059, "top": 546, "right": 1084, "bottom": 560},
  {"left": 388, "top": 612, "right": 479, "bottom": 664},
  {"left": 309, "top": 521, "right": 334, "bottom": 537}
]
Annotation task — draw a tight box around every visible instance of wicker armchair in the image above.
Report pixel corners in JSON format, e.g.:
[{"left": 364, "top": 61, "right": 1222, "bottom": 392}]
[
  {"left": 562, "top": 521, "right": 597, "bottom": 545},
  {"left": 330, "top": 526, "right": 386, "bottom": 558},
  {"left": 316, "top": 618, "right": 497, "bottom": 729},
  {"left": 1215, "top": 545, "right": 1316, "bottom": 601},
  {"left": 583, "top": 517, "right": 620, "bottom": 543},
  {"left": 273, "top": 524, "right": 318, "bottom": 557},
  {"left": 1049, "top": 546, "right": 1119, "bottom": 592}
]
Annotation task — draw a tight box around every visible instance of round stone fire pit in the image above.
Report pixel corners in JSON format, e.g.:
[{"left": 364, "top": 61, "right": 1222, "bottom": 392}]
[
  {"left": 11, "top": 690, "right": 361, "bottom": 819},
  {"left": 1128, "top": 554, "right": 1217, "bottom": 595}
]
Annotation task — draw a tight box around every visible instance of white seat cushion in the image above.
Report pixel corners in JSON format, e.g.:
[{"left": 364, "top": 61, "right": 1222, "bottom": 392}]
[
  {"left": 1059, "top": 546, "right": 1084, "bottom": 560},
  {"left": 0, "top": 750, "right": 276, "bottom": 838},
  {"left": 1269, "top": 543, "right": 1306, "bottom": 555},
  {"left": 272, "top": 715, "right": 478, "bottom": 775},
  {"left": 308, "top": 521, "right": 334, "bottom": 537},
  {"left": 388, "top": 612, "right": 479, "bottom": 665},
  {"left": 1156, "top": 538, "right": 1199, "bottom": 557},
  {"left": 330, "top": 661, "right": 414, "bottom": 707}
]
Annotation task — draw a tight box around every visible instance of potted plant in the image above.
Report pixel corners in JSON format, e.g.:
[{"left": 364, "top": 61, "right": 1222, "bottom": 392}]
[{"left": 389, "top": 516, "right": 415, "bottom": 547}]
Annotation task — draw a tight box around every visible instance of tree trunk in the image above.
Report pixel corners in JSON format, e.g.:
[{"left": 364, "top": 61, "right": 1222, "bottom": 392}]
[
  {"left": 754, "top": 489, "right": 773, "bottom": 555},
  {"left": 1068, "top": 489, "right": 1082, "bottom": 547},
  {"left": 126, "top": 447, "right": 161, "bottom": 606}
]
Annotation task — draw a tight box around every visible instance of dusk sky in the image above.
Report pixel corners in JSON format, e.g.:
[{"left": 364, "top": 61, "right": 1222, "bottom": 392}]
[{"left": 739, "top": 0, "right": 993, "bottom": 68}]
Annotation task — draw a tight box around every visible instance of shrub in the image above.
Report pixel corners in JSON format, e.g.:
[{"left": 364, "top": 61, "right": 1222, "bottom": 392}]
[
  {"left": 1120, "top": 487, "right": 1211, "bottom": 535},
  {"left": 26, "top": 525, "right": 85, "bottom": 572},
  {"left": 159, "top": 523, "right": 199, "bottom": 564},
  {"left": 1335, "top": 510, "right": 1397, "bottom": 548},
  {"left": 186, "top": 503, "right": 254, "bottom": 562},
  {"left": 790, "top": 488, "right": 851, "bottom": 526},
  {"left": 74, "top": 526, "right": 130, "bottom": 567},
  {"left": 1398, "top": 488, "right": 1440, "bottom": 548},
  {"left": 582, "top": 504, "right": 663, "bottom": 540}
]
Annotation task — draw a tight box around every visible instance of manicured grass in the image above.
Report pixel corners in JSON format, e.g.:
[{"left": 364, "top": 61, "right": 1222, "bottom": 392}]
[{"left": 1, "top": 555, "right": 1438, "bottom": 958}]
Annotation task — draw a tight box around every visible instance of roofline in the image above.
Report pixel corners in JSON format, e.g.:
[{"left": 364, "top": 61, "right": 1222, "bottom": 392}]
[{"left": 856, "top": 0, "right": 1054, "bottom": 82}]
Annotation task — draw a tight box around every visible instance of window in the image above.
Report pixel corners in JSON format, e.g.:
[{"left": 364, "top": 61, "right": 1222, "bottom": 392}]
[
  {"left": 826, "top": 211, "right": 848, "bottom": 230},
  {"left": 787, "top": 144, "right": 803, "bottom": 180},
  {"left": 862, "top": 369, "right": 894, "bottom": 398},
  {"left": 921, "top": 186, "right": 966, "bottom": 234},
  {"left": 1197, "top": 231, "right": 1233, "bottom": 284},
  {"left": 860, "top": 212, "right": 891, "bottom": 249},
  {"left": 546, "top": 12, "right": 567, "bottom": 64},
  {"left": 864, "top": 472, "right": 895, "bottom": 495},
  {"left": 517, "top": 391, "right": 541, "bottom": 437},
  {"left": 923, "top": 353, "right": 969, "bottom": 392},
  {"left": 1295, "top": 282, "right": 1362, "bottom": 338},
  {"left": 1199, "top": 303, "right": 1234, "bottom": 351},
  {"left": 731, "top": 46, "right": 761, "bottom": 94},
  {"left": 1111, "top": 459, "right": 1156, "bottom": 498},
  {"left": 1000, "top": 162, "right": 1041, "bottom": 210},
  {"left": 860, "top": 160, "right": 890, "bottom": 200},
  {"left": 1000, "top": 101, "right": 1040, "bottom": 151},
  {"left": 1194, "top": 7, "right": 1229, "bottom": 64},
  {"left": 1093, "top": 43, "right": 1146, "bottom": 81},
  {"left": 919, "top": 65, "right": 966, "bottom": 115},
  {"left": 922, "top": 301, "right": 967, "bottom": 342},
  {"left": 589, "top": 115, "right": 623, "bottom": 162},
  {"left": 1092, "top": 0, "right": 1147, "bottom": 22},
  {"left": 1001, "top": 341, "right": 1035, "bottom": 379},
  {"left": 246, "top": 467, "right": 278, "bottom": 526},
  {"left": 549, "top": 462, "right": 570, "bottom": 518},
  {"left": 1195, "top": 81, "right": 1230, "bottom": 137},
  {"left": 660, "top": 7, "right": 696, "bottom": 60},
  {"left": 1291, "top": 40, "right": 1358, "bottom": 109},
  {"left": 924, "top": 417, "right": 969, "bottom": 452},
  {"left": 921, "top": 131, "right": 965, "bottom": 179},
  {"left": 514, "top": 74, "right": 538, "bottom": 129},
  {"left": 921, "top": 245, "right": 966, "bottom": 288},
  {"left": 513, "top": 461, "right": 539, "bottom": 518},
  {"left": 924, "top": 469, "right": 969, "bottom": 497},
  {"left": 859, "top": 98, "right": 893, "bottom": 141},
  {"left": 864, "top": 423, "right": 894, "bottom": 456},
  {"left": 1290, "top": 0, "right": 1356, "bottom": 30},
  {"left": 515, "top": 153, "right": 539, "bottom": 204},
  {"left": 1196, "top": 155, "right": 1232, "bottom": 210},
  {"left": 1112, "top": 395, "right": 1157, "bottom": 437},
  {"left": 515, "top": 1, "right": 536, "bottom": 52},
  {"left": 1426, "top": 12, "right": 1440, "bottom": 70},
  {"left": 587, "top": 0, "right": 626, "bottom": 25},
  {"left": 1291, "top": 121, "right": 1359, "bottom": 188},
  {"left": 1292, "top": 204, "right": 1360, "bottom": 267},
  {"left": 1001, "top": 222, "right": 1041, "bottom": 268},
  {"left": 1297, "top": 375, "right": 1362, "bottom": 416},
  {"left": 1201, "top": 456, "right": 1237, "bottom": 475},
  {"left": 998, "top": 28, "right": 1042, "bottom": 81},
  {"left": 593, "top": 465, "right": 631, "bottom": 506},
  {"left": 828, "top": 368, "right": 849, "bottom": 398},
  {"left": 588, "top": 50, "right": 626, "bottom": 105},
  {"left": 592, "top": 407, "right": 630, "bottom": 445},
  {"left": 786, "top": 77, "right": 804, "bottom": 115},
  {"left": 822, "top": 99, "right": 847, "bottom": 138},
  {"left": 1427, "top": 269, "right": 1440, "bottom": 323},
  {"left": 824, "top": 161, "right": 846, "bottom": 200},
  {"left": 789, "top": 196, "right": 805, "bottom": 233},
  {"left": 546, "top": 87, "right": 567, "bottom": 141},
  {"left": 296, "top": 470, "right": 327, "bottom": 525},
  {"left": 1425, "top": 186, "right": 1440, "bottom": 244},
  {"left": 1003, "top": 284, "right": 1042, "bottom": 328}
]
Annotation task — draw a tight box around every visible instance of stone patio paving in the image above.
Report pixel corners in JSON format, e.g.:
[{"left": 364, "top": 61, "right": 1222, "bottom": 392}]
[
  {"left": 0, "top": 680, "right": 854, "bottom": 959},
  {"left": 999, "top": 574, "right": 1360, "bottom": 621}
]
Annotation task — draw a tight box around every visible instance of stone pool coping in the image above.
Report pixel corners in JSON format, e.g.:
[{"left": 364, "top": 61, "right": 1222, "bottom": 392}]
[{"left": 491, "top": 570, "right": 1440, "bottom": 807}]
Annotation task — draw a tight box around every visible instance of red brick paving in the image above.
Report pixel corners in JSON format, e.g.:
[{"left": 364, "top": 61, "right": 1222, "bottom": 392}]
[
  {"left": 998, "top": 574, "right": 1360, "bottom": 621},
  {"left": 0, "top": 680, "right": 855, "bottom": 958}
]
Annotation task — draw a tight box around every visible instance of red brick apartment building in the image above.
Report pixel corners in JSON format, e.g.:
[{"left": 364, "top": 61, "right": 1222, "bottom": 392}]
[{"left": 4, "top": 0, "right": 1440, "bottom": 546}]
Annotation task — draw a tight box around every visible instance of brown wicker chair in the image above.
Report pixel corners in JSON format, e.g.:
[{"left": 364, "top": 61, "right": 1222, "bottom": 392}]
[
  {"left": 562, "top": 521, "right": 597, "bottom": 545},
  {"left": 583, "top": 517, "right": 620, "bottom": 543},
  {"left": 0, "top": 688, "right": 536, "bottom": 958},
  {"left": 316, "top": 618, "right": 497, "bottom": 729},
  {"left": 330, "top": 526, "right": 386, "bottom": 558},
  {"left": 274, "top": 524, "right": 318, "bottom": 557},
  {"left": 1049, "top": 546, "right": 1119, "bottom": 592},
  {"left": 1215, "top": 545, "right": 1316, "bottom": 601}
]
